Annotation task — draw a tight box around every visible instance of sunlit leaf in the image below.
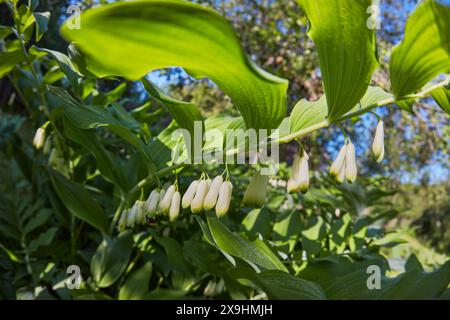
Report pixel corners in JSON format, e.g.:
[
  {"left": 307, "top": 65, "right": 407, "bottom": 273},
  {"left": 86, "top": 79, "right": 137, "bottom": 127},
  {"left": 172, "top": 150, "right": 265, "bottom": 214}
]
[
  {"left": 60, "top": 0, "right": 288, "bottom": 130},
  {"left": 390, "top": 0, "right": 450, "bottom": 98},
  {"left": 297, "top": 0, "right": 378, "bottom": 121}
]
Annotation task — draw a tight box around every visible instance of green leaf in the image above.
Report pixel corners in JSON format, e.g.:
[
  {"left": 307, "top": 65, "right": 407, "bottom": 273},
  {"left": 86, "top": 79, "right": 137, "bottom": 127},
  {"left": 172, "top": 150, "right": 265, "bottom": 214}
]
[
  {"left": 33, "top": 12, "right": 50, "bottom": 41},
  {"left": 301, "top": 216, "right": 326, "bottom": 255},
  {"left": 296, "top": 0, "right": 378, "bottom": 121},
  {"left": 230, "top": 268, "right": 325, "bottom": 300},
  {"left": 153, "top": 235, "right": 193, "bottom": 276},
  {"left": 118, "top": 261, "right": 152, "bottom": 300},
  {"left": 49, "top": 170, "right": 109, "bottom": 234},
  {"left": 0, "top": 49, "right": 25, "bottom": 77},
  {"left": 142, "top": 78, "right": 204, "bottom": 156},
  {"left": 23, "top": 208, "right": 52, "bottom": 234},
  {"left": 206, "top": 216, "right": 287, "bottom": 272},
  {"left": 91, "top": 231, "right": 133, "bottom": 288},
  {"left": 390, "top": 0, "right": 450, "bottom": 98},
  {"left": 431, "top": 86, "right": 450, "bottom": 114},
  {"left": 63, "top": 117, "right": 129, "bottom": 191},
  {"left": 49, "top": 86, "right": 155, "bottom": 166},
  {"left": 28, "top": 227, "right": 58, "bottom": 253},
  {"left": 145, "top": 289, "right": 187, "bottom": 300},
  {"left": 60, "top": 0, "right": 288, "bottom": 130}
]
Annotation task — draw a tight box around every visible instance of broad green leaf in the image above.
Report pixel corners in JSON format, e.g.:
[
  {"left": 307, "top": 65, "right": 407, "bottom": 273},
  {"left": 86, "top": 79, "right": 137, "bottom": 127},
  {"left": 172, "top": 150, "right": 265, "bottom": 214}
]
[
  {"left": 296, "top": 0, "right": 378, "bottom": 121},
  {"left": 91, "top": 231, "right": 133, "bottom": 288},
  {"left": 35, "top": 48, "right": 80, "bottom": 90},
  {"left": 431, "top": 86, "right": 450, "bottom": 114},
  {"left": 301, "top": 216, "right": 326, "bottom": 255},
  {"left": 33, "top": 12, "right": 50, "bottom": 41},
  {"left": 118, "top": 261, "right": 152, "bottom": 300},
  {"left": 230, "top": 267, "right": 325, "bottom": 300},
  {"left": 153, "top": 235, "right": 193, "bottom": 276},
  {"left": 63, "top": 117, "right": 129, "bottom": 190},
  {"left": 60, "top": 0, "right": 288, "bottom": 130},
  {"left": 0, "top": 49, "right": 24, "bottom": 77},
  {"left": 206, "top": 216, "right": 287, "bottom": 272},
  {"left": 28, "top": 227, "right": 58, "bottom": 253},
  {"left": 390, "top": 0, "right": 450, "bottom": 98},
  {"left": 142, "top": 78, "right": 204, "bottom": 156},
  {"left": 50, "top": 170, "right": 109, "bottom": 234},
  {"left": 49, "top": 86, "right": 155, "bottom": 166}
]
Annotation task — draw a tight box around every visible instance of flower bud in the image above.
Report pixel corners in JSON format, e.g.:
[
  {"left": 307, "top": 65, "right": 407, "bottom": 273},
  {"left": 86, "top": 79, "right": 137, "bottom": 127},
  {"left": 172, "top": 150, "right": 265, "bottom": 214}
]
[
  {"left": 345, "top": 141, "right": 357, "bottom": 183},
  {"left": 145, "top": 189, "right": 160, "bottom": 216},
  {"left": 216, "top": 181, "right": 232, "bottom": 218},
  {"left": 48, "top": 148, "right": 59, "bottom": 166},
  {"left": 298, "top": 155, "right": 310, "bottom": 194},
  {"left": 287, "top": 154, "right": 301, "bottom": 193},
  {"left": 182, "top": 180, "right": 199, "bottom": 209},
  {"left": 127, "top": 203, "right": 139, "bottom": 227},
  {"left": 191, "top": 180, "right": 209, "bottom": 213},
  {"left": 330, "top": 144, "right": 347, "bottom": 179},
  {"left": 169, "top": 191, "right": 181, "bottom": 221},
  {"left": 135, "top": 200, "right": 146, "bottom": 224},
  {"left": 372, "top": 120, "right": 384, "bottom": 163},
  {"left": 287, "top": 151, "right": 309, "bottom": 194},
  {"left": 118, "top": 210, "right": 128, "bottom": 231},
  {"left": 43, "top": 137, "right": 52, "bottom": 155},
  {"left": 33, "top": 127, "right": 46, "bottom": 149},
  {"left": 336, "top": 163, "right": 346, "bottom": 184},
  {"left": 159, "top": 185, "right": 175, "bottom": 213},
  {"left": 243, "top": 171, "right": 268, "bottom": 208},
  {"left": 203, "top": 175, "right": 223, "bottom": 210}
]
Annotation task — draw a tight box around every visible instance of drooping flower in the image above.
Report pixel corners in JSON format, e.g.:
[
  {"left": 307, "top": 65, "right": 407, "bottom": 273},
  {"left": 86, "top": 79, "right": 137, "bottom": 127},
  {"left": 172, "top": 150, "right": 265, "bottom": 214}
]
[
  {"left": 159, "top": 185, "right": 175, "bottom": 213},
  {"left": 243, "top": 170, "right": 268, "bottom": 208},
  {"left": 203, "top": 175, "right": 223, "bottom": 210},
  {"left": 127, "top": 203, "right": 139, "bottom": 227},
  {"left": 169, "top": 191, "right": 181, "bottom": 221},
  {"left": 135, "top": 200, "right": 146, "bottom": 224},
  {"left": 216, "top": 181, "right": 233, "bottom": 218},
  {"left": 33, "top": 127, "right": 46, "bottom": 149},
  {"left": 287, "top": 150, "right": 310, "bottom": 194},
  {"left": 145, "top": 189, "right": 160, "bottom": 216},
  {"left": 345, "top": 141, "right": 357, "bottom": 183},
  {"left": 191, "top": 179, "right": 210, "bottom": 213},
  {"left": 182, "top": 180, "right": 199, "bottom": 209},
  {"left": 330, "top": 144, "right": 347, "bottom": 179},
  {"left": 372, "top": 120, "right": 385, "bottom": 163}
]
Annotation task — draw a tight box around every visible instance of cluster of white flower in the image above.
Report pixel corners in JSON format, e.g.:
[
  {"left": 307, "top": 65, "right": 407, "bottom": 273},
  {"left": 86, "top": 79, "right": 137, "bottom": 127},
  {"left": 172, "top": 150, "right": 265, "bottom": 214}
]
[
  {"left": 183, "top": 175, "right": 233, "bottom": 218},
  {"left": 119, "top": 174, "right": 233, "bottom": 230}
]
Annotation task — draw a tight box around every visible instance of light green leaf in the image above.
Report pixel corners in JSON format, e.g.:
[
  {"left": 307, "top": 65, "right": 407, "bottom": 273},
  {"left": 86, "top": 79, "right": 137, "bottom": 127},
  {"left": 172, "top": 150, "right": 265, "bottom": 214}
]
[
  {"left": 297, "top": 0, "right": 378, "bottom": 121},
  {"left": 431, "top": 86, "right": 450, "bottom": 114},
  {"left": 390, "top": 0, "right": 450, "bottom": 98},
  {"left": 50, "top": 170, "right": 109, "bottom": 234},
  {"left": 60, "top": 0, "right": 288, "bottom": 130},
  {"left": 0, "top": 49, "right": 25, "bottom": 77},
  {"left": 118, "top": 261, "right": 152, "bottom": 300},
  {"left": 142, "top": 78, "right": 204, "bottom": 155},
  {"left": 91, "top": 231, "right": 133, "bottom": 288}
]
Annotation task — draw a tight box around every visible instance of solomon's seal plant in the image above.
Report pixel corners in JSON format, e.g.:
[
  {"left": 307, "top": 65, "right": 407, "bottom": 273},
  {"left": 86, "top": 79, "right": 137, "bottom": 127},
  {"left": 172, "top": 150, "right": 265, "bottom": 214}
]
[{"left": 0, "top": 0, "right": 449, "bottom": 300}]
